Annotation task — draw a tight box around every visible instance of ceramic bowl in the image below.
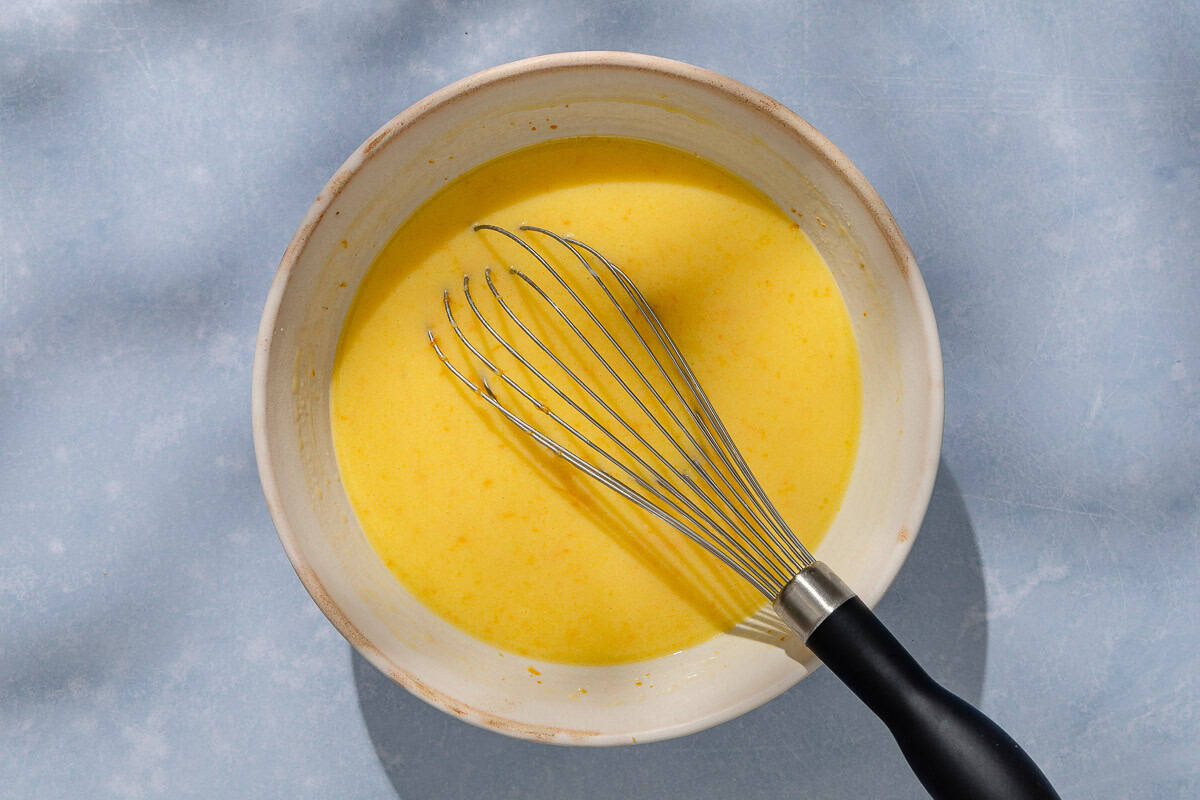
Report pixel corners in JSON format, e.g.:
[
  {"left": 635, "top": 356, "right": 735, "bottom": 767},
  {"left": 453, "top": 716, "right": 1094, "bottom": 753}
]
[{"left": 252, "top": 51, "right": 943, "bottom": 745}]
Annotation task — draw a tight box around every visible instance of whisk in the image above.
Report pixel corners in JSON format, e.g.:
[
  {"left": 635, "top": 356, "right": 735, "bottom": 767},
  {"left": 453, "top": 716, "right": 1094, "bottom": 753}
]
[{"left": 429, "top": 224, "right": 1059, "bottom": 800}]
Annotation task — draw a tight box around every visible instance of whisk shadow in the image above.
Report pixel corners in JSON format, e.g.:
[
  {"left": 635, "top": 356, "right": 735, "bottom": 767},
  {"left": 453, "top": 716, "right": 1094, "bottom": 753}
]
[
  {"left": 353, "top": 459, "right": 988, "bottom": 800},
  {"left": 727, "top": 606, "right": 812, "bottom": 662}
]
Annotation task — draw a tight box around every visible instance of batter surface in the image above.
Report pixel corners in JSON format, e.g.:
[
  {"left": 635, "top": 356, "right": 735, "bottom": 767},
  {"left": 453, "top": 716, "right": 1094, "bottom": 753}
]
[{"left": 331, "top": 137, "right": 861, "bottom": 664}]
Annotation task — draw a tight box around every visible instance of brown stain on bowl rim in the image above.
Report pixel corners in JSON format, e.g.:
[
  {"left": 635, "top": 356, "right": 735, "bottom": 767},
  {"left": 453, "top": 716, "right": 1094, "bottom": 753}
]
[
  {"left": 363, "top": 127, "right": 392, "bottom": 156},
  {"left": 292, "top": 562, "right": 601, "bottom": 744}
]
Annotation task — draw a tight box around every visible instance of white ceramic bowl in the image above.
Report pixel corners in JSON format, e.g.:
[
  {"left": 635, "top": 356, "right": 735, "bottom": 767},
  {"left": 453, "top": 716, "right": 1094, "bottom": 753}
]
[{"left": 252, "top": 51, "right": 942, "bottom": 745}]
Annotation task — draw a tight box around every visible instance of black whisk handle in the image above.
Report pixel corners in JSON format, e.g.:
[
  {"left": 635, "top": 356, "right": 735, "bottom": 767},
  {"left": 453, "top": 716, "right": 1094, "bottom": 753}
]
[{"left": 805, "top": 597, "right": 1060, "bottom": 800}]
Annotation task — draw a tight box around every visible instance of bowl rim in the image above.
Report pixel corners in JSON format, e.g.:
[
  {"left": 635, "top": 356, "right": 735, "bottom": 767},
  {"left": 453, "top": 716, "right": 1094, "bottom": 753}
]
[{"left": 252, "top": 50, "right": 944, "bottom": 745}]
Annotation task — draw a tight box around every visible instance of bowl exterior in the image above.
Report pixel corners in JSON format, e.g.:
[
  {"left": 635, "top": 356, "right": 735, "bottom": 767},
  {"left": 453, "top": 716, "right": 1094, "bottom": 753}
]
[{"left": 252, "top": 51, "right": 942, "bottom": 745}]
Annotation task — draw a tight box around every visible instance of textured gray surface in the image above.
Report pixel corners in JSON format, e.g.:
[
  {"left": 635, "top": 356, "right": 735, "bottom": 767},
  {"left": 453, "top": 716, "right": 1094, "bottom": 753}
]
[{"left": 2, "top": 2, "right": 1198, "bottom": 798}]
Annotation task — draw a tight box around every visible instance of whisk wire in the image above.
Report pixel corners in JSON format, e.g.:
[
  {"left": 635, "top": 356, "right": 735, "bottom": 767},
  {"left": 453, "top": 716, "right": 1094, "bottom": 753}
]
[
  {"left": 541, "top": 229, "right": 814, "bottom": 574},
  {"left": 431, "top": 226, "right": 820, "bottom": 596},
  {"left": 504, "top": 224, "right": 805, "bottom": 584},
  {"left": 475, "top": 270, "right": 722, "bottom": 529},
  {"left": 480, "top": 225, "right": 734, "bottom": 494},
  {"left": 442, "top": 280, "right": 781, "bottom": 595},
  {"left": 562, "top": 234, "right": 815, "bottom": 570},
  {"left": 523, "top": 228, "right": 790, "bottom": 546},
  {"left": 478, "top": 227, "right": 798, "bottom": 586}
]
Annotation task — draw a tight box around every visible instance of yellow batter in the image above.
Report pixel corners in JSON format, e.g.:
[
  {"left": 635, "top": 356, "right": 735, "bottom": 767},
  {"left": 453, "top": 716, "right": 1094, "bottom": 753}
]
[{"left": 331, "top": 137, "right": 861, "bottom": 664}]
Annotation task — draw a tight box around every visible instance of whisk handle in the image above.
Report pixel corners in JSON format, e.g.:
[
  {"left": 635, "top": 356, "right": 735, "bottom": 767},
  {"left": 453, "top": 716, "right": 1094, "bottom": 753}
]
[{"left": 806, "top": 596, "right": 1060, "bottom": 800}]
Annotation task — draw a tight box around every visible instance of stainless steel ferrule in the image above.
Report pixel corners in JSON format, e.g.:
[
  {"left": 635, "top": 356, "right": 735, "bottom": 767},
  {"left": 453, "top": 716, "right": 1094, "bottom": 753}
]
[{"left": 772, "top": 562, "right": 856, "bottom": 640}]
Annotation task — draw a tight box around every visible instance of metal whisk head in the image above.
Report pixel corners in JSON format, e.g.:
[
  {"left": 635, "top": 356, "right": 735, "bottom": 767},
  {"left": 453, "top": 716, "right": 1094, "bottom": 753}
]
[{"left": 427, "top": 224, "right": 815, "bottom": 600}]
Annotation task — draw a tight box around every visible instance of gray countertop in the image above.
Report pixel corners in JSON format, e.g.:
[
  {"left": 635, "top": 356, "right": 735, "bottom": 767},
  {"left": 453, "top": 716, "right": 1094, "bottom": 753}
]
[{"left": 2, "top": 2, "right": 1197, "bottom": 797}]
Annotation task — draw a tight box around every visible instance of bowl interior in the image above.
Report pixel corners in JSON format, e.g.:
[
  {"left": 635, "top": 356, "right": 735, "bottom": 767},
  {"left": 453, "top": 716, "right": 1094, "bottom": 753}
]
[{"left": 253, "top": 52, "right": 942, "bottom": 745}]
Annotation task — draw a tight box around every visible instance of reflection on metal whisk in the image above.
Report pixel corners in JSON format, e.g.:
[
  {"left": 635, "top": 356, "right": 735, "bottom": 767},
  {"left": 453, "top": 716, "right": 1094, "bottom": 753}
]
[{"left": 428, "top": 225, "right": 1059, "bottom": 800}]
